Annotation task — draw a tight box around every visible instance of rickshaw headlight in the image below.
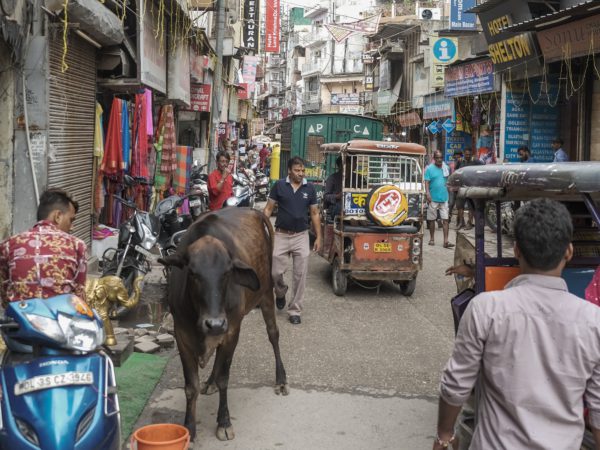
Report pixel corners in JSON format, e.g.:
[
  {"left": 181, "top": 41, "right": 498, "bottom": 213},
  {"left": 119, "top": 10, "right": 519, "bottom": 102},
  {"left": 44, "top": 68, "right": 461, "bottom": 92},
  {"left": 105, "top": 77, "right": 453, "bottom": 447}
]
[
  {"left": 412, "top": 255, "right": 420, "bottom": 264},
  {"left": 412, "top": 238, "right": 421, "bottom": 255}
]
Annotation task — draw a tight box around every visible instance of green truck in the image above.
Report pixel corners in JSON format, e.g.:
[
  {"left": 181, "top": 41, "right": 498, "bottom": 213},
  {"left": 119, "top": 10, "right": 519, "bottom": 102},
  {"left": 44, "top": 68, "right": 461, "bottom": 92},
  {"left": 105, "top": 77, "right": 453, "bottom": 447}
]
[{"left": 279, "top": 113, "right": 383, "bottom": 182}]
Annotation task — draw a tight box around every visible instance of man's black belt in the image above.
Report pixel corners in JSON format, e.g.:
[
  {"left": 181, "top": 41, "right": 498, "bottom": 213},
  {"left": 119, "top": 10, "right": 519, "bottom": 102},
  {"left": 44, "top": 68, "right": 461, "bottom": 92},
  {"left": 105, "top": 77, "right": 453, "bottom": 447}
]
[{"left": 275, "top": 227, "right": 306, "bottom": 235}]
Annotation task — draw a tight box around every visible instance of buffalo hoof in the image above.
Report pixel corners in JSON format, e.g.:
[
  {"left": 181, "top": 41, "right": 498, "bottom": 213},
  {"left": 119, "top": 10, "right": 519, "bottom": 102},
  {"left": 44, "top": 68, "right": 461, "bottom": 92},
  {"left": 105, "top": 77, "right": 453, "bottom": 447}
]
[
  {"left": 200, "top": 381, "right": 218, "bottom": 395},
  {"left": 216, "top": 425, "right": 235, "bottom": 441},
  {"left": 274, "top": 383, "right": 289, "bottom": 396}
]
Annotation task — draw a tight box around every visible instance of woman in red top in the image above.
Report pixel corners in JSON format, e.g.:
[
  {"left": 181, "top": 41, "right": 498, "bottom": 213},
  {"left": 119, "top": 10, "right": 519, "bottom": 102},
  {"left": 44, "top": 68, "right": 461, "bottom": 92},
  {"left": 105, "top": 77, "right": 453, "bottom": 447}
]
[{"left": 207, "top": 151, "right": 234, "bottom": 210}]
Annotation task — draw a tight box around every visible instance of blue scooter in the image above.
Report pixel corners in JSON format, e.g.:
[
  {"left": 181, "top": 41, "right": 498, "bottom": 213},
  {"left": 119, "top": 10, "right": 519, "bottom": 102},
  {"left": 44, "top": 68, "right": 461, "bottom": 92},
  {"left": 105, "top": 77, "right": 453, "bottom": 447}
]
[{"left": 0, "top": 294, "right": 121, "bottom": 449}]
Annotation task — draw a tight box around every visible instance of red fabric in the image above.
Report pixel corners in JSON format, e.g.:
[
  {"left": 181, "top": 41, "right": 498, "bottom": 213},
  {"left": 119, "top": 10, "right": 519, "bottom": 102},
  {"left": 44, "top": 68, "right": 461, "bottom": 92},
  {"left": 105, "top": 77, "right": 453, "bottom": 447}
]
[
  {"left": 585, "top": 267, "right": 600, "bottom": 307},
  {"left": 0, "top": 221, "right": 88, "bottom": 306},
  {"left": 101, "top": 98, "right": 123, "bottom": 175},
  {"left": 259, "top": 147, "right": 269, "bottom": 169},
  {"left": 207, "top": 169, "right": 233, "bottom": 210},
  {"left": 131, "top": 93, "right": 149, "bottom": 178}
]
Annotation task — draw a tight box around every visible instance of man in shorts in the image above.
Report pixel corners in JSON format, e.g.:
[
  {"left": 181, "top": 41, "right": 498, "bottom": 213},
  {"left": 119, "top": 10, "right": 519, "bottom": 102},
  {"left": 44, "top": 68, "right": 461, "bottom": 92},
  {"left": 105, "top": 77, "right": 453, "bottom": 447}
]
[{"left": 425, "top": 150, "right": 453, "bottom": 248}]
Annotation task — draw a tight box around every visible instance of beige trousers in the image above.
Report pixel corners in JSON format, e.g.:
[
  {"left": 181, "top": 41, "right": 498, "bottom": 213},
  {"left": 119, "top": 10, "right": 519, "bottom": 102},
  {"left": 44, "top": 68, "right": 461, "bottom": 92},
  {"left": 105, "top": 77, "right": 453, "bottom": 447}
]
[{"left": 272, "top": 231, "right": 310, "bottom": 317}]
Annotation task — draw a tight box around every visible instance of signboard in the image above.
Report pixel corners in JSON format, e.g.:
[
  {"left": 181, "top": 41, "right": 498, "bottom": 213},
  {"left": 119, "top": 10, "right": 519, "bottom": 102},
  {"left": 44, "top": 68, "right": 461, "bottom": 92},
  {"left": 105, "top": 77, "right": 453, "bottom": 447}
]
[
  {"left": 537, "top": 14, "right": 600, "bottom": 63},
  {"left": 167, "top": 41, "right": 191, "bottom": 107},
  {"left": 242, "top": 56, "right": 259, "bottom": 82},
  {"left": 442, "top": 118, "right": 455, "bottom": 134},
  {"left": 331, "top": 93, "right": 360, "bottom": 105},
  {"left": 185, "top": 84, "right": 211, "bottom": 112},
  {"left": 431, "top": 37, "right": 458, "bottom": 64},
  {"left": 478, "top": 1, "right": 540, "bottom": 72},
  {"left": 530, "top": 102, "right": 559, "bottom": 162},
  {"left": 139, "top": 0, "right": 167, "bottom": 93},
  {"left": 430, "top": 64, "right": 445, "bottom": 88},
  {"left": 423, "top": 96, "right": 453, "bottom": 119},
  {"left": 450, "top": 0, "right": 476, "bottom": 31},
  {"left": 344, "top": 192, "right": 368, "bottom": 216},
  {"left": 265, "top": 0, "right": 280, "bottom": 53},
  {"left": 444, "top": 58, "right": 495, "bottom": 97},
  {"left": 504, "top": 90, "right": 530, "bottom": 162},
  {"left": 427, "top": 121, "right": 439, "bottom": 135},
  {"left": 380, "top": 59, "right": 391, "bottom": 91},
  {"left": 445, "top": 131, "right": 471, "bottom": 162},
  {"left": 238, "top": 82, "right": 254, "bottom": 100},
  {"left": 364, "top": 75, "right": 374, "bottom": 90},
  {"left": 242, "top": 0, "right": 259, "bottom": 51}
]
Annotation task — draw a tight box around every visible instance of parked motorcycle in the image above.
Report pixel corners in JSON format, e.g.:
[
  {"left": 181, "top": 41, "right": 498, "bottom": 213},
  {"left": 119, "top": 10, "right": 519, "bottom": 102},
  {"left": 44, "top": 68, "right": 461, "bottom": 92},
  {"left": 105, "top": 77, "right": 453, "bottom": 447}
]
[
  {"left": 189, "top": 163, "right": 209, "bottom": 217},
  {"left": 485, "top": 201, "right": 517, "bottom": 235},
  {"left": 155, "top": 192, "right": 203, "bottom": 251},
  {"left": 254, "top": 169, "right": 270, "bottom": 201},
  {"left": 225, "top": 172, "right": 255, "bottom": 208},
  {"left": 0, "top": 294, "right": 120, "bottom": 449}
]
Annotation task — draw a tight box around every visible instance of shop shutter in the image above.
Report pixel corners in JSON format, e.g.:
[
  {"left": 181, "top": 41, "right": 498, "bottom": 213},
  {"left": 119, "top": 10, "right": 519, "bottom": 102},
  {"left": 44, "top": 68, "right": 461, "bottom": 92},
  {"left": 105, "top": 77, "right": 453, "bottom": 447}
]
[{"left": 48, "top": 31, "right": 96, "bottom": 248}]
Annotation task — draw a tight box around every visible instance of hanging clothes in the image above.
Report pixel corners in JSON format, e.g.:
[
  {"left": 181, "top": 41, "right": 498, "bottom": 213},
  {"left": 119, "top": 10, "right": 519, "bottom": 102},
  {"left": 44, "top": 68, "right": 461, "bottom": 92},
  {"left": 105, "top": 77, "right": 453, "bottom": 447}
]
[
  {"left": 93, "top": 102, "right": 105, "bottom": 215},
  {"left": 173, "top": 145, "right": 192, "bottom": 194},
  {"left": 131, "top": 92, "right": 149, "bottom": 179},
  {"left": 121, "top": 100, "right": 131, "bottom": 171},
  {"left": 144, "top": 88, "right": 153, "bottom": 136},
  {"left": 153, "top": 108, "right": 168, "bottom": 189},
  {"left": 101, "top": 98, "right": 123, "bottom": 175},
  {"left": 159, "top": 105, "right": 177, "bottom": 175}
]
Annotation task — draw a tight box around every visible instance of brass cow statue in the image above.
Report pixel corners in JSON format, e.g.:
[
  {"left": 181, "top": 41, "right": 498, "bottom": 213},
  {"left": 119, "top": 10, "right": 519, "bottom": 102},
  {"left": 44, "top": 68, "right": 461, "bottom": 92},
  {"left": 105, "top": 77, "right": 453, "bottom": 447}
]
[{"left": 86, "top": 275, "right": 143, "bottom": 345}]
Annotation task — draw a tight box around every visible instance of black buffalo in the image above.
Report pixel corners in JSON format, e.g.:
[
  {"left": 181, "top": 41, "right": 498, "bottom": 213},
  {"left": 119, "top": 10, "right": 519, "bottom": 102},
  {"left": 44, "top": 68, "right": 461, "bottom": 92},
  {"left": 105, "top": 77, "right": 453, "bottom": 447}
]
[{"left": 158, "top": 207, "right": 288, "bottom": 441}]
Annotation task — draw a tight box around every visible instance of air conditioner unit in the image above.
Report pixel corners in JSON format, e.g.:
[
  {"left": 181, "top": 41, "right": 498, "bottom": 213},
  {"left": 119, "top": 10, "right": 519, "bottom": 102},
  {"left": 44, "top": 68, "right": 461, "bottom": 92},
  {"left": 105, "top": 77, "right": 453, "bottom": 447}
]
[{"left": 417, "top": 7, "right": 441, "bottom": 20}]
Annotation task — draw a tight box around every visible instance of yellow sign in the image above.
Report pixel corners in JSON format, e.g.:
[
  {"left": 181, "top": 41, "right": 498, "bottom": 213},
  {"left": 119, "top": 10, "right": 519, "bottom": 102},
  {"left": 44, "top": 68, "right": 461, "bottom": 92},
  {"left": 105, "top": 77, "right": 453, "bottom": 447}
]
[
  {"left": 374, "top": 242, "right": 392, "bottom": 253},
  {"left": 367, "top": 185, "right": 408, "bottom": 227}
]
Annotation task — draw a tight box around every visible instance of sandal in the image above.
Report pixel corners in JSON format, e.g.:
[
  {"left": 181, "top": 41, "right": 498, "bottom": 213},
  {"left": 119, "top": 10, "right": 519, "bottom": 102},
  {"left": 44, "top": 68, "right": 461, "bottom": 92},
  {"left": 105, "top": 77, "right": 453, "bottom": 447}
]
[
  {"left": 443, "top": 242, "right": 455, "bottom": 249},
  {"left": 428, "top": 241, "right": 435, "bottom": 246}
]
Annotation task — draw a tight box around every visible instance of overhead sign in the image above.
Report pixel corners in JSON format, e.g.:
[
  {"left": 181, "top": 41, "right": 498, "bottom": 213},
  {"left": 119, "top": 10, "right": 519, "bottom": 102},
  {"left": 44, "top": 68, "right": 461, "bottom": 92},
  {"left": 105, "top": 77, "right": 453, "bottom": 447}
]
[
  {"left": 265, "top": 0, "right": 280, "bottom": 53},
  {"left": 431, "top": 37, "right": 458, "bottom": 64},
  {"left": 449, "top": 0, "right": 476, "bottom": 31},
  {"left": 430, "top": 64, "right": 445, "bottom": 88},
  {"left": 184, "top": 84, "right": 211, "bottom": 112},
  {"left": 442, "top": 118, "right": 455, "bottom": 134},
  {"left": 242, "top": 0, "right": 260, "bottom": 51},
  {"left": 331, "top": 93, "right": 360, "bottom": 105},
  {"left": 427, "top": 121, "right": 439, "bottom": 134},
  {"left": 444, "top": 58, "right": 495, "bottom": 97},
  {"left": 138, "top": 0, "right": 167, "bottom": 93},
  {"left": 537, "top": 14, "right": 600, "bottom": 63},
  {"left": 423, "top": 96, "right": 453, "bottom": 119}
]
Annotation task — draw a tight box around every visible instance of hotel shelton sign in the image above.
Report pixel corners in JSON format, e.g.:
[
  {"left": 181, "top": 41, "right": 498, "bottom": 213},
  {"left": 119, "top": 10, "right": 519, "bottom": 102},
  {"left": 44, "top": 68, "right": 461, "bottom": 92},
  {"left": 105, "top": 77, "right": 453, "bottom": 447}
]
[{"left": 477, "top": 0, "right": 540, "bottom": 72}]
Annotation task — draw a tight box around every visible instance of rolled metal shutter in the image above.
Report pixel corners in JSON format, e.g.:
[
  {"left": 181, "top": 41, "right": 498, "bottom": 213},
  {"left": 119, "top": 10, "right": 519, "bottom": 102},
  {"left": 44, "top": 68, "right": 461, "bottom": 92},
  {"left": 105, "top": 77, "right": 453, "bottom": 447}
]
[{"left": 48, "top": 30, "right": 96, "bottom": 248}]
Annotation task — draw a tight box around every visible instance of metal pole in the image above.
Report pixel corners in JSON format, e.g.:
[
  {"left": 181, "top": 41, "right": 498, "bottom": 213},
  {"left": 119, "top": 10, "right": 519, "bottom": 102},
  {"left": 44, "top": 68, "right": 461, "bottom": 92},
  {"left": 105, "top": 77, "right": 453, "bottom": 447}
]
[{"left": 209, "top": 0, "right": 226, "bottom": 171}]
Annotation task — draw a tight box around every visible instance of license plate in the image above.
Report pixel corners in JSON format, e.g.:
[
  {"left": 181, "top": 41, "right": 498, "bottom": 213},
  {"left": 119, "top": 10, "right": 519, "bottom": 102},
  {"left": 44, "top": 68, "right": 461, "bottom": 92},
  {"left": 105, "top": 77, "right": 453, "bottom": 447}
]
[
  {"left": 135, "top": 245, "right": 155, "bottom": 259},
  {"left": 259, "top": 188, "right": 267, "bottom": 193},
  {"left": 189, "top": 199, "right": 202, "bottom": 207},
  {"left": 374, "top": 242, "right": 392, "bottom": 253},
  {"left": 15, "top": 371, "right": 93, "bottom": 396}
]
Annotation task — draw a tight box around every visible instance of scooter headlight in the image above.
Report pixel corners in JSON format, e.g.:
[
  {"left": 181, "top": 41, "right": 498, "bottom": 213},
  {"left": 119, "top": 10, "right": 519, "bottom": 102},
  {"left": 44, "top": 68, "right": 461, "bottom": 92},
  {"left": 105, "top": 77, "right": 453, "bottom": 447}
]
[
  {"left": 25, "top": 314, "right": 65, "bottom": 344},
  {"left": 57, "top": 314, "right": 104, "bottom": 352}
]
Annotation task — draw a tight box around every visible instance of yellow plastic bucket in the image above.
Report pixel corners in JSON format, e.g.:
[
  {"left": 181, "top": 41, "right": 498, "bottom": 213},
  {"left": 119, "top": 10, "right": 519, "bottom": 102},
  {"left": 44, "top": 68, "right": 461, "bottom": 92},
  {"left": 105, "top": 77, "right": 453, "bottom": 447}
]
[{"left": 131, "top": 423, "right": 190, "bottom": 450}]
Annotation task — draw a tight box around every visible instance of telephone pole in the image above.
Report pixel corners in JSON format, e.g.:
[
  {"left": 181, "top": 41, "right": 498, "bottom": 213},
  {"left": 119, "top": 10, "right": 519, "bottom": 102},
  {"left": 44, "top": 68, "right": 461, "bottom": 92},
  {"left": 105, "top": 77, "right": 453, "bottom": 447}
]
[{"left": 209, "top": 0, "right": 226, "bottom": 171}]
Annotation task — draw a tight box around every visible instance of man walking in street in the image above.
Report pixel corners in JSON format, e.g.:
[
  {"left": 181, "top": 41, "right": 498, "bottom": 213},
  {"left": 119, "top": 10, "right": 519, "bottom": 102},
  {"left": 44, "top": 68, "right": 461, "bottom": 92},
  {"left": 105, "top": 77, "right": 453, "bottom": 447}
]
[
  {"left": 454, "top": 147, "right": 482, "bottom": 230},
  {"left": 207, "top": 150, "right": 233, "bottom": 210},
  {"left": 433, "top": 198, "right": 600, "bottom": 450},
  {"left": 425, "top": 150, "right": 453, "bottom": 248},
  {"left": 263, "top": 157, "right": 322, "bottom": 325},
  {"left": 0, "top": 188, "right": 88, "bottom": 306},
  {"left": 552, "top": 137, "right": 569, "bottom": 162}
]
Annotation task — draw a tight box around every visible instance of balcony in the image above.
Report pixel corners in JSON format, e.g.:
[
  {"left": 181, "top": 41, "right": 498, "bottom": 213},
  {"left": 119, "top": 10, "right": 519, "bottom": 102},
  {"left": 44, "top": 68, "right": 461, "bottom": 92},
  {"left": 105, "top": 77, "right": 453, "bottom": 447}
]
[
  {"left": 304, "top": 3, "right": 328, "bottom": 19},
  {"left": 301, "top": 60, "right": 326, "bottom": 76},
  {"left": 267, "top": 55, "right": 286, "bottom": 68},
  {"left": 306, "top": 27, "right": 330, "bottom": 48}
]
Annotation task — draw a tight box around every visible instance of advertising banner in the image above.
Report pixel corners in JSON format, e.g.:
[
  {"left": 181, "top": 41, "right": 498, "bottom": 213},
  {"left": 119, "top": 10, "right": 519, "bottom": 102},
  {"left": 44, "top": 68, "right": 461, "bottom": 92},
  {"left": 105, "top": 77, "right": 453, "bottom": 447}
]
[
  {"left": 138, "top": 0, "right": 167, "bottom": 93},
  {"left": 331, "top": 93, "right": 360, "bottom": 105},
  {"left": 449, "top": 0, "right": 476, "bottom": 31},
  {"left": 242, "top": 56, "right": 259, "bottom": 82},
  {"left": 265, "top": 0, "right": 280, "bottom": 53},
  {"left": 537, "top": 14, "right": 600, "bottom": 63},
  {"left": 242, "top": 0, "right": 259, "bottom": 51},
  {"left": 423, "top": 95, "right": 453, "bottom": 119},
  {"left": 184, "top": 84, "right": 211, "bottom": 112},
  {"left": 444, "top": 59, "right": 495, "bottom": 97}
]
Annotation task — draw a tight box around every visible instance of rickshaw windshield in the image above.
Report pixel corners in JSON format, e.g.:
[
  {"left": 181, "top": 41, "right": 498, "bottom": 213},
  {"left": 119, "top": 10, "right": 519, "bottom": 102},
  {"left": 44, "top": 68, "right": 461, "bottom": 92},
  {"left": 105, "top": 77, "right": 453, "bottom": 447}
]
[{"left": 343, "top": 153, "right": 423, "bottom": 192}]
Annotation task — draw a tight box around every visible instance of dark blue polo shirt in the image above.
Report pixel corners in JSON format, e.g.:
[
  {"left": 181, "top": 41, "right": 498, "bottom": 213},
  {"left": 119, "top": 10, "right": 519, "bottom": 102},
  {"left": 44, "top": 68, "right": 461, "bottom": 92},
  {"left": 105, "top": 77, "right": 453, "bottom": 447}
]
[{"left": 269, "top": 177, "right": 317, "bottom": 232}]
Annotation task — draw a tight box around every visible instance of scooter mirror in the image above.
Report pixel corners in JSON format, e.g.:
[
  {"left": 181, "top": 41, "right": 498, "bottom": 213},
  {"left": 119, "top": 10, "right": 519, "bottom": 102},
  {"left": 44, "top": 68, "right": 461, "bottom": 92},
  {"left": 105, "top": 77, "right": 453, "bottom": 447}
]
[{"left": 123, "top": 174, "right": 135, "bottom": 186}]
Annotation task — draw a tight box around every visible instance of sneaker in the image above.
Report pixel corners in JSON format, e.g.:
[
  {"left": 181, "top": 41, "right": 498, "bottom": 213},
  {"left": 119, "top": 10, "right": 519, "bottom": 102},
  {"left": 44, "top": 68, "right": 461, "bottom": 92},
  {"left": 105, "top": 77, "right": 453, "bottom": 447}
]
[
  {"left": 276, "top": 295, "right": 286, "bottom": 310},
  {"left": 289, "top": 315, "right": 301, "bottom": 325}
]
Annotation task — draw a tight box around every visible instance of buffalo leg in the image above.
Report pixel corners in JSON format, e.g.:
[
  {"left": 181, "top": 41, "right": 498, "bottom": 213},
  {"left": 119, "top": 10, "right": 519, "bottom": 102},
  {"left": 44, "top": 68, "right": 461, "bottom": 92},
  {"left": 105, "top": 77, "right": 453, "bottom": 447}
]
[
  {"left": 260, "top": 293, "right": 289, "bottom": 395},
  {"left": 174, "top": 325, "right": 201, "bottom": 441},
  {"left": 213, "top": 329, "right": 241, "bottom": 441},
  {"left": 200, "top": 371, "right": 218, "bottom": 395}
]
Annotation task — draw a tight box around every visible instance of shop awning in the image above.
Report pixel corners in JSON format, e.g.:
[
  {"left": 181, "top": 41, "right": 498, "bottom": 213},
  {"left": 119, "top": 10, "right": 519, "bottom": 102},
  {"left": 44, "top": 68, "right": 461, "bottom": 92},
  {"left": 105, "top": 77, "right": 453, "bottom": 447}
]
[
  {"left": 398, "top": 111, "right": 422, "bottom": 127},
  {"left": 501, "top": 1, "right": 599, "bottom": 32},
  {"left": 68, "top": 0, "right": 124, "bottom": 46}
]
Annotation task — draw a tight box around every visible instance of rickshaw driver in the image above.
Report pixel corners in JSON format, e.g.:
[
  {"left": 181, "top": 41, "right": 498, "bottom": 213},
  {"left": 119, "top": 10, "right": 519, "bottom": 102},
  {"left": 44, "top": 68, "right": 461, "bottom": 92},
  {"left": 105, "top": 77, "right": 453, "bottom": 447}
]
[
  {"left": 425, "top": 150, "right": 453, "bottom": 248},
  {"left": 434, "top": 199, "right": 600, "bottom": 450},
  {"left": 323, "top": 156, "right": 343, "bottom": 219}
]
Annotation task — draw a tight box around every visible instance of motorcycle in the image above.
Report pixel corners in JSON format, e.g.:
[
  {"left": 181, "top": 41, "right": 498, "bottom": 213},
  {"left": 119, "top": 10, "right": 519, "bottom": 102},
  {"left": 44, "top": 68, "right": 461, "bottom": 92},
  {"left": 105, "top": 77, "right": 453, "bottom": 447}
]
[
  {"left": 155, "top": 191, "right": 203, "bottom": 251},
  {"left": 254, "top": 169, "right": 270, "bottom": 201},
  {"left": 189, "top": 163, "right": 209, "bottom": 217},
  {"left": 0, "top": 294, "right": 120, "bottom": 449},
  {"left": 484, "top": 201, "right": 517, "bottom": 235},
  {"left": 225, "top": 172, "right": 255, "bottom": 208}
]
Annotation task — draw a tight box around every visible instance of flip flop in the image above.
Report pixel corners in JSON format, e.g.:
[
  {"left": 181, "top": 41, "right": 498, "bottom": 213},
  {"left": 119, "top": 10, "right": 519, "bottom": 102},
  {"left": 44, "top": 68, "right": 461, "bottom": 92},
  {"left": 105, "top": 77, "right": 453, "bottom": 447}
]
[
  {"left": 428, "top": 241, "right": 435, "bottom": 246},
  {"left": 443, "top": 243, "right": 455, "bottom": 248}
]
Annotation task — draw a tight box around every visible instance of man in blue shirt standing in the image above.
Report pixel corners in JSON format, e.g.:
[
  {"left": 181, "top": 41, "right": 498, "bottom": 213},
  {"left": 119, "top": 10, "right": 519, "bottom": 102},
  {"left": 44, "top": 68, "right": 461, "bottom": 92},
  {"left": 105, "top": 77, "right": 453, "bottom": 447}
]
[
  {"left": 552, "top": 138, "right": 569, "bottom": 162},
  {"left": 425, "top": 150, "right": 453, "bottom": 248},
  {"left": 263, "top": 157, "right": 322, "bottom": 325}
]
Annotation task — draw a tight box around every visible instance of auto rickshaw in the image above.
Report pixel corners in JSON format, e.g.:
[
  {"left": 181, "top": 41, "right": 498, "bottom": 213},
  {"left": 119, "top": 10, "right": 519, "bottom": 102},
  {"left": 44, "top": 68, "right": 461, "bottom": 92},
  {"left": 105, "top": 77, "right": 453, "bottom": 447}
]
[
  {"left": 317, "top": 140, "right": 426, "bottom": 296},
  {"left": 447, "top": 162, "right": 600, "bottom": 449}
]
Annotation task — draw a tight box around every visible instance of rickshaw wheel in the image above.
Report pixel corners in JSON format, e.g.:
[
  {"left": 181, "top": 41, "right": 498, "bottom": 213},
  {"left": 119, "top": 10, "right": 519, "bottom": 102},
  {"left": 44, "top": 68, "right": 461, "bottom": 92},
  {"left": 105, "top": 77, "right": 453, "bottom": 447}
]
[
  {"left": 399, "top": 278, "right": 416, "bottom": 296},
  {"left": 332, "top": 257, "right": 347, "bottom": 296}
]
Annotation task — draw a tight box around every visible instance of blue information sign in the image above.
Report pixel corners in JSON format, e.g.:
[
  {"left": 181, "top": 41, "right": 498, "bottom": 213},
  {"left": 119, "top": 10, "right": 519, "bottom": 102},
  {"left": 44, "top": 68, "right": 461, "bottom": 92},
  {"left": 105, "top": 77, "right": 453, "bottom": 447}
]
[
  {"left": 445, "top": 131, "right": 471, "bottom": 163},
  {"left": 428, "top": 121, "right": 439, "bottom": 134},
  {"left": 432, "top": 38, "right": 457, "bottom": 64},
  {"left": 442, "top": 118, "right": 455, "bottom": 134}
]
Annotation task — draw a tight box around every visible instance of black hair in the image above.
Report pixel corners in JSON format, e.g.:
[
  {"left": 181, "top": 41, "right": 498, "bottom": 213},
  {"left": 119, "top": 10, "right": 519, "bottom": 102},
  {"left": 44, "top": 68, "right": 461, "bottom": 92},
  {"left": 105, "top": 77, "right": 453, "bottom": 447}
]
[
  {"left": 216, "top": 150, "right": 230, "bottom": 162},
  {"left": 553, "top": 138, "right": 564, "bottom": 146},
  {"left": 513, "top": 198, "right": 572, "bottom": 271},
  {"left": 288, "top": 156, "right": 305, "bottom": 171},
  {"left": 335, "top": 155, "right": 343, "bottom": 169},
  {"left": 517, "top": 146, "right": 530, "bottom": 153},
  {"left": 37, "top": 188, "right": 79, "bottom": 221}
]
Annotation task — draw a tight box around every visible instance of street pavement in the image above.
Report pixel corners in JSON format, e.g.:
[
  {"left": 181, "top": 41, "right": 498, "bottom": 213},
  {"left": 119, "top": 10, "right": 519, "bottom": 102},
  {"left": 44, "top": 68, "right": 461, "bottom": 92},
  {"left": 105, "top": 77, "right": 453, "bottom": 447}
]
[{"left": 130, "top": 221, "right": 459, "bottom": 450}]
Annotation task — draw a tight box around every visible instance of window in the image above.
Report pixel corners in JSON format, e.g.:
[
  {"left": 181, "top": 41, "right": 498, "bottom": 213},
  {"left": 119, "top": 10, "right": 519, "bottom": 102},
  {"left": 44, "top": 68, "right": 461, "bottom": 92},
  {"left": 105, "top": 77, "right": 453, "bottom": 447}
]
[{"left": 315, "top": 50, "right": 322, "bottom": 58}]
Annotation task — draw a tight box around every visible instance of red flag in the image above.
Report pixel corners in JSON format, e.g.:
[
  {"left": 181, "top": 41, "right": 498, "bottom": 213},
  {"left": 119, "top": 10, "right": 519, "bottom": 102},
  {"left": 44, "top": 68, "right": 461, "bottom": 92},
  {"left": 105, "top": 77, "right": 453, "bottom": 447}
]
[{"left": 265, "top": 0, "right": 280, "bottom": 53}]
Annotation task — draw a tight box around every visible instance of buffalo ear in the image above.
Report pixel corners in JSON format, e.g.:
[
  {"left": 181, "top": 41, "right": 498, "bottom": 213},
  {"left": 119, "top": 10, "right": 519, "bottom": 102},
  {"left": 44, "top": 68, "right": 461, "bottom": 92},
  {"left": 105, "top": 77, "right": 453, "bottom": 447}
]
[
  {"left": 232, "top": 258, "right": 260, "bottom": 291},
  {"left": 157, "top": 254, "right": 186, "bottom": 268}
]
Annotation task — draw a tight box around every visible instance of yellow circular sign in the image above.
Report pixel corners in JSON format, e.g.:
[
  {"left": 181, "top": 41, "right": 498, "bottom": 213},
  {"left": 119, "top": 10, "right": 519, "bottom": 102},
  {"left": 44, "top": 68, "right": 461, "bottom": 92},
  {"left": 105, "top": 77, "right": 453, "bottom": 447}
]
[{"left": 367, "top": 185, "right": 409, "bottom": 227}]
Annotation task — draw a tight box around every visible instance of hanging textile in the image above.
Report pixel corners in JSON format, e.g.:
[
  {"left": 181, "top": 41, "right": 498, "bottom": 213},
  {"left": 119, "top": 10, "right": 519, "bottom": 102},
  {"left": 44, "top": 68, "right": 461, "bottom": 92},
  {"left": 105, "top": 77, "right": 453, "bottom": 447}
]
[
  {"left": 159, "top": 105, "right": 177, "bottom": 175},
  {"left": 173, "top": 145, "right": 192, "bottom": 194},
  {"left": 131, "top": 92, "right": 149, "bottom": 178},
  {"left": 122, "top": 100, "right": 131, "bottom": 171},
  {"left": 153, "top": 110, "right": 168, "bottom": 189},
  {"left": 93, "top": 102, "right": 105, "bottom": 215},
  {"left": 101, "top": 98, "right": 123, "bottom": 175},
  {"left": 144, "top": 88, "right": 154, "bottom": 136}
]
